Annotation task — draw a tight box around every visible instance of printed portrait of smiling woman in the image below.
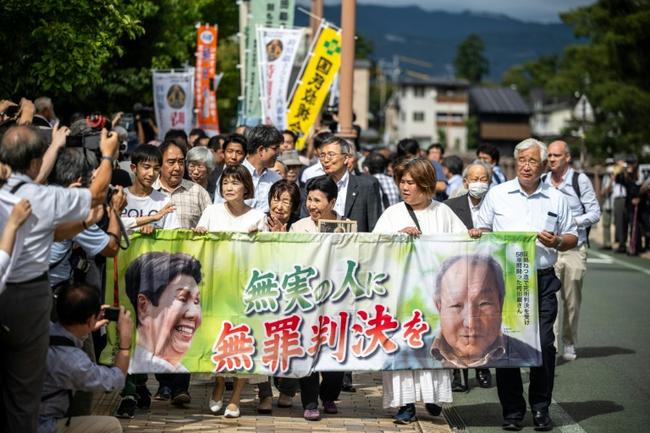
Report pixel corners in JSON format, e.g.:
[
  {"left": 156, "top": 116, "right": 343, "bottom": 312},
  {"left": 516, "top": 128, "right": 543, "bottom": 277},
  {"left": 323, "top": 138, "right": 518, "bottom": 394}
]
[{"left": 125, "top": 252, "right": 203, "bottom": 373}]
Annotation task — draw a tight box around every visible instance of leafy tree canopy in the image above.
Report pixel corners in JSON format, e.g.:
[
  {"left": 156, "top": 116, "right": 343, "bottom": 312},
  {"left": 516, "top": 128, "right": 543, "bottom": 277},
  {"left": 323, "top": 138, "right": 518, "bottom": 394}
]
[
  {"left": 0, "top": 0, "right": 240, "bottom": 127},
  {"left": 503, "top": 0, "right": 650, "bottom": 157},
  {"left": 453, "top": 33, "right": 489, "bottom": 84}
]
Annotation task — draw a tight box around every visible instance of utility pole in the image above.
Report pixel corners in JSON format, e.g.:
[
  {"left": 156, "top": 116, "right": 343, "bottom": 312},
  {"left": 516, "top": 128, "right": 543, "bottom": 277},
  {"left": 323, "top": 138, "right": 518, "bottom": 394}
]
[
  {"left": 338, "top": 0, "right": 356, "bottom": 139},
  {"left": 310, "top": 0, "right": 323, "bottom": 42}
]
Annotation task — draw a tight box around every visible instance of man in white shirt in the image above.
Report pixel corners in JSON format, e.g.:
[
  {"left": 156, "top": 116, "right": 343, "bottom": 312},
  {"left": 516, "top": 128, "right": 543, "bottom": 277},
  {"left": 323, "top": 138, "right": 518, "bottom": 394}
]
[
  {"left": 241, "top": 125, "right": 282, "bottom": 213},
  {"left": 471, "top": 138, "right": 578, "bottom": 432},
  {"left": 0, "top": 124, "right": 117, "bottom": 433},
  {"left": 544, "top": 140, "right": 600, "bottom": 361}
]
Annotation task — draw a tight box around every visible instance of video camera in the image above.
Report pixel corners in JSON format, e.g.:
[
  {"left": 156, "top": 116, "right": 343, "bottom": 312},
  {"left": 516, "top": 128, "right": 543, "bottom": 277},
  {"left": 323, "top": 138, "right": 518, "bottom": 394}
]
[{"left": 66, "top": 113, "right": 112, "bottom": 150}]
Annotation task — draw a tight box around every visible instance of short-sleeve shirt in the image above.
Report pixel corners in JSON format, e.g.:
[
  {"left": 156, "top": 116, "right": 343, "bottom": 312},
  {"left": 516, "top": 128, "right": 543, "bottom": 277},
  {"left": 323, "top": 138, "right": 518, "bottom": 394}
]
[
  {"left": 48, "top": 225, "right": 109, "bottom": 287},
  {"left": 543, "top": 167, "right": 600, "bottom": 246},
  {"left": 476, "top": 178, "right": 578, "bottom": 269},
  {"left": 120, "top": 188, "right": 180, "bottom": 234},
  {"left": 0, "top": 189, "right": 33, "bottom": 291},
  {"left": 2, "top": 174, "right": 91, "bottom": 283},
  {"left": 197, "top": 203, "right": 265, "bottom": 232}
]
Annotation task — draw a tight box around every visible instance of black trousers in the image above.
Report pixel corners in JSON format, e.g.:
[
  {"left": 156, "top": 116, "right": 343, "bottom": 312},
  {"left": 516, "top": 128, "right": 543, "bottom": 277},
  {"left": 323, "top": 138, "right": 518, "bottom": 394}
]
[
  {"left": 156, "top": 373, "right": 191, "bottom": 395},
  {"left": 496, "top": 269, "right": 560, "bottom": 421},
  {"left": 0, "top": 274, "right": 51, "bottom": 433},
  {"left": 300, "top": 371, "right": 344, "bottom": 410}
]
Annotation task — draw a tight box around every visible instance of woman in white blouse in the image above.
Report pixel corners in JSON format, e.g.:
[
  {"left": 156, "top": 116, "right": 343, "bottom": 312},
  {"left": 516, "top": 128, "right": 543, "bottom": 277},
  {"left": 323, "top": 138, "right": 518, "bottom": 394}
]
[
  {"left": 373, "top": 157, "right": 467, "bottom": 424},
  {"left": 195, "top": 165, "right": 266, "bottom": 418}
]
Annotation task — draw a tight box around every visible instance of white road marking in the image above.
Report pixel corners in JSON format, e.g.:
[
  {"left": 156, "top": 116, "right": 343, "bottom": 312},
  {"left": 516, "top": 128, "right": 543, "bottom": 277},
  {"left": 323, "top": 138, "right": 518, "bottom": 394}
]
[
  {"left": 587, "top": 257, "right": 613, "bottom": 264},
  {"left": 589, "top": 251, "right": 650, "bottom": 276},
  {"left": 550, "top": 397, "right": 588, "bottom": 433}
]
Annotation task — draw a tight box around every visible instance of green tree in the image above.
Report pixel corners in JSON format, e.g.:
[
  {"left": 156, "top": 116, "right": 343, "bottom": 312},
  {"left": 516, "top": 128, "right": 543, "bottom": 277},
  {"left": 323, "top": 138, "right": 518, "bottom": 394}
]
[
  {"left": 0, "top": 0, "right": 149, "bottom": 97},
  {"left": 355, "top": 34, "right": 374, "bottom": 60},
  {"left": 501, "top": 56, "right": 560, "bottom": 98},
  {"left": 0, "top": 0, "right": 240, "bottom": 127},
  {"left": 549, "top": 0, "right": 650, "bottom": 156},
  {"left": 87, "top": 0, "right": 239, "bottom": 124},
  {"left": 453, "top": 34, "right": 489, "bottom": 84}
]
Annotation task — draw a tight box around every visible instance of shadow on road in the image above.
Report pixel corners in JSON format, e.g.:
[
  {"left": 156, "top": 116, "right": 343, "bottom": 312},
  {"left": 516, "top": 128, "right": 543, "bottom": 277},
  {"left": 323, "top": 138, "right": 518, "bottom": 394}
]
[
  {"left": 454, "top": 400, "right": 624, "bottom": 427},
  {"left": 557, "top": 400, "right": 625, "bottom": 422},
  {"left": 556, "top": 346, "right": 634, "bottom": 366},
  {"left": 577, "top": 346, "right": 635, "bottom": 359}
]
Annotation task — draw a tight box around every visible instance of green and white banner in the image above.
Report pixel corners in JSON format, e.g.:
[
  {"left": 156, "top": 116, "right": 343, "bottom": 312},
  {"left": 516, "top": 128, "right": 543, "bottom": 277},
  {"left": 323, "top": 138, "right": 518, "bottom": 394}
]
[
  {"left": 241, "top": 0, "right": 295, "bottom": 123},
  {"left": 104, "top": 231, "right": 540, "bottom": 376}
]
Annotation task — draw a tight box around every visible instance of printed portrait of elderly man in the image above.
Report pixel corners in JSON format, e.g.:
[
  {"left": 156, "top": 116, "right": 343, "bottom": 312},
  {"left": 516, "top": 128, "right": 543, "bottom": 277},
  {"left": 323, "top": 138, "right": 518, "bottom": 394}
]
[
  {"left": 430, "top": 254, "right": 541, "bottom": 368},
  {"left": 125, "top": 251, "right": 203, "bottom": 373}
]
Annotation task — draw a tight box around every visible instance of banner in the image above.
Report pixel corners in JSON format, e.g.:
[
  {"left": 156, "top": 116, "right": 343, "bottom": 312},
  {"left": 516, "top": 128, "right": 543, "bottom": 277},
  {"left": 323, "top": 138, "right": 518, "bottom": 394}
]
[
  {"left": 194, "top": 24, "right": 220, "bottom": 134},
  {"left": 104, "top": 231, "right": 540, "bottom": 376},
  {"left": 241, "top": 0, "right": 295, "bottom": 124},
  {"left": 286, "top": 25, "right": 342, "bottom": 150},
  {"left": 258, "top": 27, "right": 304, "bottom": 129},
  {"left": 153, "top": 69, "right": 195, "bottom": 140}
]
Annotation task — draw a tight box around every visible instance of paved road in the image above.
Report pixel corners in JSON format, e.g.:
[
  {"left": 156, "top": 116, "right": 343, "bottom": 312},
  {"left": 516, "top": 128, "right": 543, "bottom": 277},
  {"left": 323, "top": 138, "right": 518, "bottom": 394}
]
[{"left": 449, "top": 248, "right": 650, "bottom": 433}]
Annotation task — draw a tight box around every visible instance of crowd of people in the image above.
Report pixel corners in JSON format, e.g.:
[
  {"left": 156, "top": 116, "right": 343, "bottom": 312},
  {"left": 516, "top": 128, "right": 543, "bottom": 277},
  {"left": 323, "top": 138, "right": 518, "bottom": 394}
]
[
  {"left": 599, "top": 154, "right": 650, "bottom": 255},
  {"left": 1, "top": 94, "right": 645, "bottom": 433}
]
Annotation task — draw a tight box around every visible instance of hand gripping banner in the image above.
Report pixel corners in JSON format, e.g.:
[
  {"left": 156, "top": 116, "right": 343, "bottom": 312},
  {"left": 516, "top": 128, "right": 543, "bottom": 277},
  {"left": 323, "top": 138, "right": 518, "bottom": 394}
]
[{"left": 103, "top": 231, "right": 540, "bottom": 377}]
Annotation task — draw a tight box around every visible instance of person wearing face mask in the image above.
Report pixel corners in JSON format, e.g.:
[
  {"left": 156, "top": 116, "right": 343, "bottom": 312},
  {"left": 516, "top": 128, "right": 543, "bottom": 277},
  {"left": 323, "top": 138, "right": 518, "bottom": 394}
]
[{"left": 444, "top": 161, "right": 493, "bottom": 392}]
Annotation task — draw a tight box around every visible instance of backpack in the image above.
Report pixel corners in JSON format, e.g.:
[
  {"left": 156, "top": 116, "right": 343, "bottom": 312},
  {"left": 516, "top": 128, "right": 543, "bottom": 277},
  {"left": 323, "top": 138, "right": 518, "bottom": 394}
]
[{"left": 543, "top": 171, "right": 591, "bottom": 247}]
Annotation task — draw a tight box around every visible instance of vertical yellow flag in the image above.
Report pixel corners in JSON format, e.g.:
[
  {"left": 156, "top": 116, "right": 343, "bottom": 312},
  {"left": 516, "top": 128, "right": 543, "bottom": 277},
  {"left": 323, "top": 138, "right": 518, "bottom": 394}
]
[{"left": 286, "top": 26, "right": 342, "bottom": 150}]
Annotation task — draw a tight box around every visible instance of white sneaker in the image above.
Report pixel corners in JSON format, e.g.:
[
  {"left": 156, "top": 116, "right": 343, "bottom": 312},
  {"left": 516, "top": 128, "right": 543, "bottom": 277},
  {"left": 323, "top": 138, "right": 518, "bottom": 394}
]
[
  {"left": 224, "top": 403, "right": 240, "bottom": 418},
  {"left": 209, "top": 399, "right": 223, "bottom": 414},
  {"left": 563, "top": 345, "right": 577, "bottom": 361}
]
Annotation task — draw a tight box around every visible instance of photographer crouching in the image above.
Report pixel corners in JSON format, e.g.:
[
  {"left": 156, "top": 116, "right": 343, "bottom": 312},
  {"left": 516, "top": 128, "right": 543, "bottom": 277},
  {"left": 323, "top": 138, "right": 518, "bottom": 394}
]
[
  {"left": 38, "top": 283, "right": 132, "bottom": 433},
  {"left": 0, "top": 123, "right": 118, "bottom": 433}
]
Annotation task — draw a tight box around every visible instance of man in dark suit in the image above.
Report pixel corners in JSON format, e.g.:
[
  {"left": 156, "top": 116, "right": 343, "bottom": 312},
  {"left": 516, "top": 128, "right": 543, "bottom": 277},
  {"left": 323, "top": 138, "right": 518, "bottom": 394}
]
[
  {"left": 445, "top": 161, "right": 493, "bottom": 390},
  {"left": 317, "top": 136, "right": 382, "bottom": 232}
]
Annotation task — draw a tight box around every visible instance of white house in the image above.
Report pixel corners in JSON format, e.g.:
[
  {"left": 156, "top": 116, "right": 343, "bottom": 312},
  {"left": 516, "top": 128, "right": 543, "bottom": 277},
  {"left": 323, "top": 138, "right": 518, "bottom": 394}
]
[{"left": 384, "top": 78, "right": 469, "bottom": 152}]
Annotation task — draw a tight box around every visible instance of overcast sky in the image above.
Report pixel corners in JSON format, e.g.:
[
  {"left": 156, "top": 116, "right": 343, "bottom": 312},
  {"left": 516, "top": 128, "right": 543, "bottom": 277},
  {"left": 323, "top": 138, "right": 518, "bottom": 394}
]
[{"left": 351, "top": 0, "right": 596, "bottom": 23}]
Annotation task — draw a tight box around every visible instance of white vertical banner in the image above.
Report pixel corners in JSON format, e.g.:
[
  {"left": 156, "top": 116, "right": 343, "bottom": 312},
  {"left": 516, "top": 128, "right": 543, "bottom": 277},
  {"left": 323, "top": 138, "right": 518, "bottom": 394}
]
[
  {"left": 153, "top": 69, "right": 195, "bottom": 140},
  {"left": 257, "top": 27, "right": 304, "bottom": 129}
]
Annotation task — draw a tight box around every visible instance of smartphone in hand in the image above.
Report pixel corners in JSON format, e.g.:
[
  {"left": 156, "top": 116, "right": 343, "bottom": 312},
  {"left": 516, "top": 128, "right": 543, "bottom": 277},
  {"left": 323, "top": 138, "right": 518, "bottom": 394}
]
[{"left": 104, "top": 307, "right": 120, "bottom": 322}]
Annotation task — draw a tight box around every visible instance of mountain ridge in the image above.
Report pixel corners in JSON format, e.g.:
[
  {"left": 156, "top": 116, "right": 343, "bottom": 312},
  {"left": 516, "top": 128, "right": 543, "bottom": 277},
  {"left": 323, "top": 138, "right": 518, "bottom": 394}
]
[{"left": 295, "top": 4, "right": 581, "bottom": 80}]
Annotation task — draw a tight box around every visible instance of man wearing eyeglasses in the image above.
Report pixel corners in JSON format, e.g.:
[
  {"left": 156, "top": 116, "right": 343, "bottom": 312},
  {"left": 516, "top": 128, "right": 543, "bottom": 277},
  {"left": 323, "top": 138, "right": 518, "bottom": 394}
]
[
  {"left": 317, "top": 136, "right": 382, "bottom": 232},
  {"left": 469, "top": 138, "right": 578, "bottom": 432}
]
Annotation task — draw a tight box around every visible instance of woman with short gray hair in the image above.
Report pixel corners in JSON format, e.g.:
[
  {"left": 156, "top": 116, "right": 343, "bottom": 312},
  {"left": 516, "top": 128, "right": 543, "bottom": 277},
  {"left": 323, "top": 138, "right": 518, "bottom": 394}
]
[{"left": 186, "top": 146, "right": 215, "bottom": 198}]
